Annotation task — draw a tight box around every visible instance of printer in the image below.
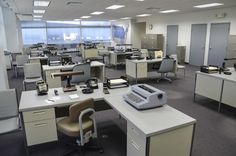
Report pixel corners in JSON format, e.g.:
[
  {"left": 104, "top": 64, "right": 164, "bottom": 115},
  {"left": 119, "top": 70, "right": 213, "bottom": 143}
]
[{"left": 123, "top": 84, "right": 167, "bottom": 110}]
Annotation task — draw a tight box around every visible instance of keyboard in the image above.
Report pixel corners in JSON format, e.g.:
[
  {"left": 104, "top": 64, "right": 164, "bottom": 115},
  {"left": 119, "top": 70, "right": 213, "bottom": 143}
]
[{"left": 126, "top": 93, "right": 144, "bottom": 103}]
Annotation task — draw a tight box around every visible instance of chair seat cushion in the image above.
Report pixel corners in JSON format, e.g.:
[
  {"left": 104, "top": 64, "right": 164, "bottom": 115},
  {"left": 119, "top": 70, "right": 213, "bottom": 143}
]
[
  {"left": 57, "top": 117, "right": 93, "bottom": 137},
  {"left": 0, "top": 117, "right": 20, "bottom": 134}
]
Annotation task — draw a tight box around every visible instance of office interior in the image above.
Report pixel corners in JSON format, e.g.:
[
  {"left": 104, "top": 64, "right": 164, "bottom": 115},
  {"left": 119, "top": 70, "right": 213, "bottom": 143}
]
[{"left": 0, "top": 0, "right": 236, "bottom": 156}]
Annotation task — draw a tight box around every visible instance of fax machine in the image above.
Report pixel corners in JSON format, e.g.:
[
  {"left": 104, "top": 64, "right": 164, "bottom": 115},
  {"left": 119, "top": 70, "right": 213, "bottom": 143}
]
[{"left": 123, "top": 84, "right": 167, "bottom": 110}]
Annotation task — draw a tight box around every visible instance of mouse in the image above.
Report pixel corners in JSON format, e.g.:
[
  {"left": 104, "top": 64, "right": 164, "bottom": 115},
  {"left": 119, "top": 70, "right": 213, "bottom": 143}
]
[{"left": 54, "top": 89, "right": 58, "bottom": 96}]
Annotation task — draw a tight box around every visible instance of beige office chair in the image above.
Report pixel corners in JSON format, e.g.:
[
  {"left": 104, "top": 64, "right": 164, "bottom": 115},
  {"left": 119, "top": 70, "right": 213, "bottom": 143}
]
[
  {"left": 57, "top": 98, "right": 103, "bottom": 156},
  {"left": 23, "top": 63, "right": 43, "bottom": 90},
  {"left": 0, "top": 89, "right": 21, "bottom": 135},
  {"left": 156, "top": 58, "right": 175, "bottom": 83},
  {"left": 170, "top": 54, "right": 186, "bottom": 77},
  {"left": 14, "top": 54, "right": 29, "bottom": 77}
]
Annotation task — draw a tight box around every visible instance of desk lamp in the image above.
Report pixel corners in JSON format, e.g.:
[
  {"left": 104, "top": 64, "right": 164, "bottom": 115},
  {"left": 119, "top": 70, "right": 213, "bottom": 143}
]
[{"left": 51, "top": 71, "right": 84, "bottom": 92}]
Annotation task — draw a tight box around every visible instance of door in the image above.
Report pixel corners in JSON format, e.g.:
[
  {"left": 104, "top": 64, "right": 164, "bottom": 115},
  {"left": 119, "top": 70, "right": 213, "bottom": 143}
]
[
  {"left": 166, "top": 25, "right": 178, "bottom": 55},
  {"left": 208, "top": 23, "right": 230, "bottom": 66},
  {"left": 189, "top": 24, "right": 207, "bottom": 66}
]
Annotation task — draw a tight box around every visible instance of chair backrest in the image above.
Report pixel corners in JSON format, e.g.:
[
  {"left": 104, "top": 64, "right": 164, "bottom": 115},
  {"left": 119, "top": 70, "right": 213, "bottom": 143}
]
[
  {"left": 16, "top": 55, "right": 29, "bottom": 66},
  {"left": 170, "top": 54, "right": 178, "bottom": 62},
  {"left": 71, "top": 63, "right": 91, "bottom": 83},
  {"left": 24, "top": 63, "right": 42, "bottom": 79},
  {"left": 0, "top": 89, "right": 18, "bottom": 119},
  {"left": 69, "top": 98, "right": 94, "bottom": 122},
  {"left": 154, "top": 50, "right": 163, "bottom": 58},
  {"left": 158, "top": 58, "right": 175, "bottom": 73}
]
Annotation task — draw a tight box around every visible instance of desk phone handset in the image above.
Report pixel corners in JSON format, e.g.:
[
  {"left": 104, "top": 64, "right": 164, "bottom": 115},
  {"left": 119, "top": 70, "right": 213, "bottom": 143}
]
[
  {"left": 36, "top": 80, "right": 48, "bottom": 96},
  {"left": 86, "top": 78, "right": 98, "bottom": 89}
]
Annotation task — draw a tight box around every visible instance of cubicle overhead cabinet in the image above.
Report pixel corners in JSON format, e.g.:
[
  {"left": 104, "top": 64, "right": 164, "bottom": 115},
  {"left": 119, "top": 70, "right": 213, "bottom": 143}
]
[{"left": 141, "top": 34, "right": 164, "bottom": 51}]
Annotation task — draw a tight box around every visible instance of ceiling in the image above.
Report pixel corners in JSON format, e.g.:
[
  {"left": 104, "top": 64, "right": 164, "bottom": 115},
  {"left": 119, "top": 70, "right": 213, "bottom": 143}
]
[{"left": 1, "top": 0, "right": 236, "bottom": 21}]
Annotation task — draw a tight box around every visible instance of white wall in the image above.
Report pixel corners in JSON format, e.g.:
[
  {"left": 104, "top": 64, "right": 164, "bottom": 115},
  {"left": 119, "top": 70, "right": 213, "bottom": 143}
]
[
  {"left": 2, "top": 7, "right": 20, "bottom": 53},
  {"left": 138, "top": 7, "right": 236, "bottom": 65},
  {"left": 0, "top": 6, "right": 9, "bottom": 89}
]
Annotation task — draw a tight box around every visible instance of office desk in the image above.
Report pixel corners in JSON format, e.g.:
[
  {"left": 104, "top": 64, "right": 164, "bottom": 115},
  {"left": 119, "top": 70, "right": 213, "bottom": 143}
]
[
  {"left": 194, "top": 68, "right": 236, "bottom": 111},
  {"left": 28, "top": 55, "right": 48, "bottom": 64},
  {"left": 42, "top": 61, "right": 105, "bottom": 88},
  {"left": 19, "top": 83, "right": 196, "bottom": 156},
  {"left": 109, "top": 51, "right": 134, "bottom": 67},
  {"left": 126, "top": 58, "right": 163, "bottom": 82}
]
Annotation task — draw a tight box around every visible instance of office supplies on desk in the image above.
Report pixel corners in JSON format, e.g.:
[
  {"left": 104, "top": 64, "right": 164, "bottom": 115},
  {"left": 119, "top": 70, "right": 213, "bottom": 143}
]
[
  {"left": 107, "top": 76, "right": 129, "bottom": 89},
  {"left": 82, "top": 88, "right": 94, "bottom": 94},
  {"left": 36, "top": 80, "right": 48, "bottom": 95},
  {"left": 86, "top": 78, "right": 98, "bottom": 89},
  {"left": 123, "top": 84, "right": 167, "bottom": 110},
  {"left": 200, "top": 65, "right": 219, "bottom": 73}
]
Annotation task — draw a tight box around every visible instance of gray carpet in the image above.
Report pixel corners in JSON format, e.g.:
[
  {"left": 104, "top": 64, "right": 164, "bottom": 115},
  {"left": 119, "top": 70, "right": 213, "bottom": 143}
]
[{"left": 1, "top": 65, "right": 236, "bottom": 156}]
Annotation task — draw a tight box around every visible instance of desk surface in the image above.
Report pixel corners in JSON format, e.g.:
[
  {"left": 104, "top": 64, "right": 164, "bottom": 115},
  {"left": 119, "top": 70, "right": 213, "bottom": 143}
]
[
  {"left": 196, "top": 68, "right": 236, "bottom": 82},
  {"left": 19, "top": 83, "right": 196, "bottom": 137},
  {"left": 29, "top": 55, "right": 48, "bottom": 60},
  {"left": 42, "top": 61, "right": 104, "bottom": 71},
  {"left": 127, "top": 58, "right": 163, "bottom": 63}
]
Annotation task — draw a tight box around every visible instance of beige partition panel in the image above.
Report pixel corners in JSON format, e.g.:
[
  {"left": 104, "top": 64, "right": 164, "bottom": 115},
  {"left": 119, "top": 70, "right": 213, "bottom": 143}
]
[
  {"left": 195, "top": 74, "right": 223, "bottom": 101},
  {"left": 44, "top": 69, "right": 61, "bottom": 88},
  {"left": 221, "top": 80, "right": 236, "bottom": 108},
  {"left": 149, "top": 125, "right": 193, "bottom": 156}
]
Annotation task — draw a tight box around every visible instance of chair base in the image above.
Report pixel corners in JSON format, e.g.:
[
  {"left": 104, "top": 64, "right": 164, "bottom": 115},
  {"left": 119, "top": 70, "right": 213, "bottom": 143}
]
[{"left": 157, "top": 73, "right": 172, "bottom": 83}]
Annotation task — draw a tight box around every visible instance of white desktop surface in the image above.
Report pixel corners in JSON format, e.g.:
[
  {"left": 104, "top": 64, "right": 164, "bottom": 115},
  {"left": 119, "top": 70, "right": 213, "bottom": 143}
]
[
  {"left": 28, "top": 55, "right": 48, "bottom": 60},
  {"left": 196, "top": 68, "right": 236, "bottom": 83},
  {"left": 105, "top": 96, "right": 196, "bottom": 137},
  {"left": 128, "top": 58, "right": 163, "bottom": 63},
  {"left": 42, "top": 61, "right": 105, "bottom": 71}
]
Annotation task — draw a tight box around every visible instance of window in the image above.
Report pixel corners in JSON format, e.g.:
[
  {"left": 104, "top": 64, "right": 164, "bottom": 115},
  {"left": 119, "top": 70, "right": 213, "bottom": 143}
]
[
  {"left": 81, "top": 27, "right": 111, "bottom": 41},
  {"left": 22, "top": 28, "right": 47, "bottom": 45},
  {"left": 47, "top": 28, "right": 80, "bottom": 44}
]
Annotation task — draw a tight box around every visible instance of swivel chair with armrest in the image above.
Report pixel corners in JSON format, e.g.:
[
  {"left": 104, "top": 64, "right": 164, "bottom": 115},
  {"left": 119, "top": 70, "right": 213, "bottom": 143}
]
[
  {"left": 57, "top": 98, "right": 103, "bottom": 156},
  {"left": 156, "top": 58, "right": 175, "bottom": 83}
]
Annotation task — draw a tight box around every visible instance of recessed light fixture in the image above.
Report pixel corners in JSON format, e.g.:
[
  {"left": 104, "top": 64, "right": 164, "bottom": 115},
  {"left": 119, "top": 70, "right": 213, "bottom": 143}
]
[
  {"left": 136, "top": 0, "right": 145, "bottom": 1},
  {"left": 74, "top": 19, "right": 81, "bottom": 21},
  {"left": 33, "top": 15, "right": 43, "bottom": 18},
  {"left": 159, "top": 10, "right": 179, "bottom": 13},
  {"left": 33, "top": 10, "right": 45, "bottom": 14},
  {"left": 194, "top": 3, "right": 224, "bottom": 8},
  {"left": 33, "top": 19, "right": 42, "bottom": 21},
  {"left": 90, "top": 11, "right": 104, "bottom": 15},
  {"left": 80, "top": 16, "right": 91, "bottom": 19},
  {"left": 34, "top": 1, "right": 50, "bottom": 7},
  {"left": 137, "top": 14, "right": 152, "bottom": 17},
  {"left": 106, "top": 5, "right": 125, "bottom": 10},
  {"left": 121, "top": 17, "right": 131, "bottom": 20}
]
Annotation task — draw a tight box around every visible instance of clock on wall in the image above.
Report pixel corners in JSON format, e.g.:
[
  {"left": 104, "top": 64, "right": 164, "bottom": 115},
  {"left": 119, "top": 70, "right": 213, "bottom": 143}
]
[{"left": 149, "top": 24, "right": 153, "bottom": 30}]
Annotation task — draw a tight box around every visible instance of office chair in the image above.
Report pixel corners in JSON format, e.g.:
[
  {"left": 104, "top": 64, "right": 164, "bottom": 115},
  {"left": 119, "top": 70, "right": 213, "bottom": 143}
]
[
  {"left": 156, "top": 58, "right": 175, "bottom": 83},
  {"left": 23, "top": 63, "right": 43, "bottom": 90},
  {"left": 57, "top": 98, "right": 103, "bottom": 156},
  {"left": 0, "top": 89, "right": 21, "bottom": 135},
  {"left": 70, "top": 63, "right": 91, "bottom": 84},
  {"left": 14, "top": 54, "right": 29, "bottom": 77},
  {"left": 170, "top": 54, "right": 186, "bottom": 77}
]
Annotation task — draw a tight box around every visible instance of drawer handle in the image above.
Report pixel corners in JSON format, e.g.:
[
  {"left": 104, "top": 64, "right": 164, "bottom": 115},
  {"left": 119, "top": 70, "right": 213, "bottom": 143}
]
[
  {"left": 34, "top": 123, "right": 48, "bottom": 127},
  {"left": 32, "top": 111, "right": 46, "bottom": 115},
  {"left": 131, "top": 140, "right": 141, "bottom": 151}
]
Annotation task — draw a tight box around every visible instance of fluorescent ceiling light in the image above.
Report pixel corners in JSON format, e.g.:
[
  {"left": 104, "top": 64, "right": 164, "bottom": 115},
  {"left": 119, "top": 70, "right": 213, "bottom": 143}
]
[
  {"left": 106, "top": 5, "right": 125, "bottom": 10},
  {"left": 34, "top": 1, "right": 50, "bottom": 7},
  {"left": 80, "top": 16, "right": 91, "bottom": 19},
  {"left": 74, "top": 19, "right": 81, "bottom": 21},
  {"left": 90, "top": 11, "right": 104, "bottom": 15},
  {"left": 194, "top": 3, "right": 224, "bottom": 8},
  {"left": 110, "top": 20, "right": 117, "bottom": 22},
  {"left": 121, "top": 17, "right": 131, "bottom": 19},
  {"left": 47, "top": 21, "right": 80, "bottom": 24},
  {"left": 33, "top": 19, "right": 42, "bottom": 21},
  {"left": 33, "top": 15, "right": 43, "bottom": 18},
  {"left": 137, "top": 14, "right": 151, "bottom": 17},
  {"left": 136, "top": 0, "right": 145, "bottom": 1},
  {"left": 159, "top": 10, "right": 179, "bottom": 13},
  {"left": 33, "top": 10, "right": 45, "bottom": 14}
]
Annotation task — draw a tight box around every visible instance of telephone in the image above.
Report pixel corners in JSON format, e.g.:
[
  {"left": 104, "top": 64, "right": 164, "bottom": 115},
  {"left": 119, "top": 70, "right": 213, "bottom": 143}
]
[
  {"left": 36, "top": 80, "right": 48, "bottom": 95},
  {"left": 86, "top": 78, "right": 98, "bottom": 89}
]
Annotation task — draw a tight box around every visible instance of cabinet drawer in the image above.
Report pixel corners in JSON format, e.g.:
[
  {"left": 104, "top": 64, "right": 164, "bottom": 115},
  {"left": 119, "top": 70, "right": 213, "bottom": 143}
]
[
  {"left": 127, "top": 122, "right": 146, "bottom": 149},
  {"left": 24, "top": 119, "right": 58, "bottom": 146},
  {"left": 23, "top": 108, "right": 55, "bottom": 122},
  {"left": 127, "top": 135, "right": 146, "bottom": 156}
]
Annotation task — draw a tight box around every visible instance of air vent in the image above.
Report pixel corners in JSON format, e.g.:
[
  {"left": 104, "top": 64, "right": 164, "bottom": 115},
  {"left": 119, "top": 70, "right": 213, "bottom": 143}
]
[
  {"left": 146, "top": 7, "right": 160, "bottom": 11},
  {"left": 67, "top": 1, "right": 82, "bottom": 6}
]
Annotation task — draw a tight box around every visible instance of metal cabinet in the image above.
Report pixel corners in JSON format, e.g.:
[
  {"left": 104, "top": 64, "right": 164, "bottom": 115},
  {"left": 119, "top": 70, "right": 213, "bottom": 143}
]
[
  {"left": 176, "top": 46, "right": 186, "bottom": 64},
  {"left": 141, "top": 34, "right": 164, "bottom": 51}
]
